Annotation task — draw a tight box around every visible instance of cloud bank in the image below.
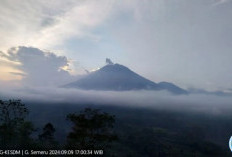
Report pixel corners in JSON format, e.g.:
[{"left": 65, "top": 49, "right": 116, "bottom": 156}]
[
  {"left": 0, "top": 0, "right": 232, "bottom": 115},
  {"left": 0, "top": 0, "right": 114, "bottom": 51},
  {"left": 0, "top": 46, "right": 231, "bottom": 116},
  {"left": 1, "top": 86, "right": 232, "bottom": 115},
  {"left": 0, "top": 46, "right": 76, "bottom": 86},
  {"left": 1, "top": 0, "right": 232, "bottom": 91}
]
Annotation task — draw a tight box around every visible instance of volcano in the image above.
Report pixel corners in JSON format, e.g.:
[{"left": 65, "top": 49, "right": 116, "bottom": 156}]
[{"left": 64, "top": 61, "right": 187, "bottom": 94}]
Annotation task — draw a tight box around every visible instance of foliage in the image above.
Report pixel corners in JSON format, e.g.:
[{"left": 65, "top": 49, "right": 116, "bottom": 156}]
[
  {"left": 0, "top": 99, "right": 28, "bottom": 125},
  {"left": 0, "top": 100, "right": 230, "bottom": 156},
  {"left": 66, "top": 108, "right": 117, "bottom": 149},
  {"left": 39, "top": 123, "right": 57, "bottom": 148},
  {"left": 0, "top": 99, "right": 35, "bottom": 148}
]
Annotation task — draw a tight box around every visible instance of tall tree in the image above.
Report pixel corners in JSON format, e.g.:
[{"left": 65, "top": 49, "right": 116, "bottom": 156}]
[
  {"left": 66, "top": 108, "right": 117, "bottom": 149},
  {"left": 39, "top": 123, "right": 57, "bottom": 148},
  {"left": 0, "top": 100, "right": 34, "bottom": 148}
]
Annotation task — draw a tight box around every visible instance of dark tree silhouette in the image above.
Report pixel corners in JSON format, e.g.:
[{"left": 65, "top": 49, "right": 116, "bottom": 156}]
[
  {"left": 39, "top": 123, "right": 57, "bottom": 148},
  {"left": 66, "top": 108, "right": 117, "bottom": 149},
  {"left": 0, "top": 99, "right": 34, "bottom": 148},
  {"left": 0, "top": 99, "right": 28, "bottom": 124}
]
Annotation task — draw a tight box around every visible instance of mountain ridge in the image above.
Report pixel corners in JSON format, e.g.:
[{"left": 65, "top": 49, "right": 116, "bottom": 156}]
[{"left": 64, "top": 63, "right": 188, "bottom": 95}]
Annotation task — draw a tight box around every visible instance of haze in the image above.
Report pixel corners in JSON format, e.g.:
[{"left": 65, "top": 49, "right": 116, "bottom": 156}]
[{"left": 0, "top": 0, "right": 232, "bottom": 102}]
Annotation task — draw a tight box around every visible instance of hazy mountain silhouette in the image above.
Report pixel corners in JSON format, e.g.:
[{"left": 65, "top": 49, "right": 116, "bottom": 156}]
[
  {"left": 64, "top": 62, "right": 188, "bottom": 94},
  {"left": 188, "top": 88, "right": 232, "bottom": 96}
]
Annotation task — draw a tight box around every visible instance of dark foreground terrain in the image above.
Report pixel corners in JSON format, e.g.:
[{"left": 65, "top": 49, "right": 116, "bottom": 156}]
[
  {"left": 1, "top": 100, "right": 232, "bottom": 156},
  {"left": 26, "top": 102, "right": 232, "bottom": 156}
]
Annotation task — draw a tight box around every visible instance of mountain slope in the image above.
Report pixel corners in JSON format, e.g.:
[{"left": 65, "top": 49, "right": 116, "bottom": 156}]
[{"left": 64, "top": 63, "right": 187, "bottom": 94}]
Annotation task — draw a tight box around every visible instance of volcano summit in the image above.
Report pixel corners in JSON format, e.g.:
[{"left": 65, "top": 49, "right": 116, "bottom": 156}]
[{"left": 64, "top": 59, "right": 187, "bottom": 94}]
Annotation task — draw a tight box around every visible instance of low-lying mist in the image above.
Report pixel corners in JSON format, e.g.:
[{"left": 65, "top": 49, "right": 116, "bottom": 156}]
[
  {"left": 1, "top": 46, "right": 231, "bottom": 115},
  {"left": 1, "top": 86, "right": 232, "bottom": 115}
]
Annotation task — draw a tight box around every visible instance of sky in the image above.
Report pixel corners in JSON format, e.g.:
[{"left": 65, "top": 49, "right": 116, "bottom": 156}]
[{"left": 0, "top": 0, "right": 232, "bottom": 91}]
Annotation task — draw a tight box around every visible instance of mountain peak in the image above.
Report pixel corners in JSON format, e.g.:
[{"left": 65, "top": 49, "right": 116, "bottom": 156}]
[
  {"left": 100, "top": 63, "right": 131, "bottom": 73},
  {"left": 64, "top": 62, "right": 187, "bottom": 94}
]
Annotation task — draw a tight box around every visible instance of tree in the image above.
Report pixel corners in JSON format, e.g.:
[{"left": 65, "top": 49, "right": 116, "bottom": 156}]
[
  {"left": 0, "top": 99, "right": 28, "bottom": 125},
  {"left": 66, "top": 108, "right": 117, "bottom": 149},
  {"left": 39, "top": 123, "right": 57, "bottom": 148},
  {"left": 0, "top": 99, "right": 34, "bottom": 148}
]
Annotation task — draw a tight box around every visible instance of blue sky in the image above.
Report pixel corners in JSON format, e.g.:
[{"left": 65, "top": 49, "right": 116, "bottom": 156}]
[{"left": 0, "top": 0, "right": 232, "bottom": 92}]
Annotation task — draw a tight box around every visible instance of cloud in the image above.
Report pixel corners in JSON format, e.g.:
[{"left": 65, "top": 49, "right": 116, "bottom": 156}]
[
  {"left": 1, "top": 86, "right": 232, "bottom": 115},
  {"left": 9, "top": 72, "right": 27, "bottom": 77},
  {"left": 212, "top": 0, "right": 232, "bottom": 6},
  {"left": 0, "top": 0, "right": 232, "bottom": 92},
  {"left": 106, "top": 58, "right": 114, "bottom": 65},
  {"left": 0, "top": 46, "right": 75, "bottom": 86},
  {"left": 0, "top": 0, "right": 115, "bottom": 51},
  {"left": 103, "top": 0, "right": 232, "bottom": 91}
]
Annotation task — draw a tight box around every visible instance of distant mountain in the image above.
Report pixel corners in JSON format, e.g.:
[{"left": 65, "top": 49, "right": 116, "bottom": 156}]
[
  {"left": 188, "top": 88, "right": 232, "bottom": 96},
  {"left": 64, "top": 62, "right": 188, "bottom": 94},
  {"left": 157, "top": 82, "right": 188, "bottom": 95}
]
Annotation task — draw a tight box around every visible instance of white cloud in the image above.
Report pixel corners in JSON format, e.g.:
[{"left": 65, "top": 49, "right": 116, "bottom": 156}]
[
  {"left": 0, "top": 46, "right": 75, "bottom": 87},
  {"left": 212, "top": 0, "right": 232, "bottom": 6},
  {"left": 0, "top": 0, "right": 232, "bottom": 91},
  {"left": 0, "top": 0, "right": 115, "bottom": 51},
  {"left": 1, "top": 86, "right": 232, "bottom": 115}
]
